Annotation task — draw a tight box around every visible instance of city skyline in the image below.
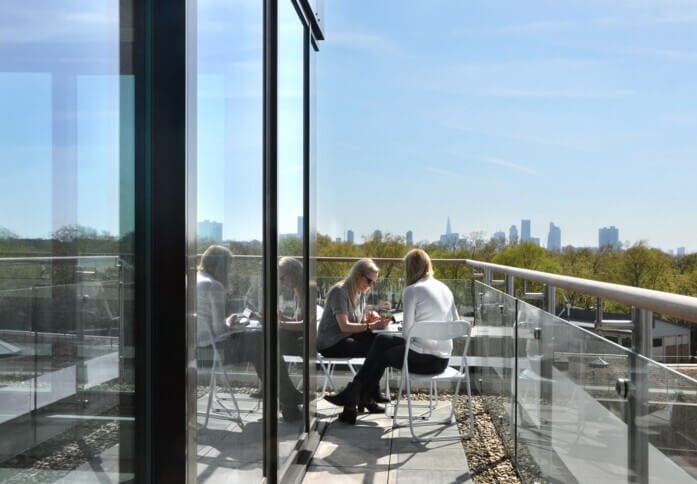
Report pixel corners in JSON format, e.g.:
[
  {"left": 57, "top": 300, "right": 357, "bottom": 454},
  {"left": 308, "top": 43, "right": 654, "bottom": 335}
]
[
  {"left": 316, "top": 2, "right": 697, "bottom": 255},
  {"left": 327, "top": 217, "right": 694, "bottom": 254},
  {"left": 1, "top": 2, "right": 696, "bottom": 255}
]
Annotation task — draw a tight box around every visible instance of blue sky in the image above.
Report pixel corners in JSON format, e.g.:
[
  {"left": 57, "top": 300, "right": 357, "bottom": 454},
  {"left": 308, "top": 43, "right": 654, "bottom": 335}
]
[
  {"left": 1, "top": 1, "right": 695, "bottom": 253},
  {"left": 316, "top": 1, "right": 697, "bottom": 252}
]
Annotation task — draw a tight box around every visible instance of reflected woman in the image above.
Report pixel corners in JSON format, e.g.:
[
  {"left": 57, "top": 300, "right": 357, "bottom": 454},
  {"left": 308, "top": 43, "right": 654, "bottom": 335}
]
[{"left": 196, "top": 245, "right": 302, "bottom": 421}]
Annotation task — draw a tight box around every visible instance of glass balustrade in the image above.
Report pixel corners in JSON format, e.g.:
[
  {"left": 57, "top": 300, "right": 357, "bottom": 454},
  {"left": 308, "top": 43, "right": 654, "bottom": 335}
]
[
  {"left": 473, "top": 279, "right": 697, "bottom": 483},
  {"left": 0, "top": 255, "right": 133, "bottom": 480}
]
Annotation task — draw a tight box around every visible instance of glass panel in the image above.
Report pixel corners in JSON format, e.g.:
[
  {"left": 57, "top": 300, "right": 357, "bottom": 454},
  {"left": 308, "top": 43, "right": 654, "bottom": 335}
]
[
  {"left": 192, "top": 1, "right": 264, "bottom": 482},
  {"left": 0, "top": 1, "right": 135, "bottom": 481},
  {"left": 514, "top": 299, "right": 697, "bottom": 483},
  {"left": 307, "top": 25, "right": 319, "bottom": 426},
  {"left": 473, "top": 281, "right": 517, "bottom": 459},
  {"left": 277, "top": 0, "right": 305, "bottom": 473}
]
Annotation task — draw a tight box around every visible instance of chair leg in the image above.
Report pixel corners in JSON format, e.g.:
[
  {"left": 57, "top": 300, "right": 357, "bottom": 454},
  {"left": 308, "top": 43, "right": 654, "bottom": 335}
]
[
  {"left": 198, "top": 350, "right": 244, "bottom": 428},
  {"left": 203, "top": 365, "right": 216, "bottom": 428}
]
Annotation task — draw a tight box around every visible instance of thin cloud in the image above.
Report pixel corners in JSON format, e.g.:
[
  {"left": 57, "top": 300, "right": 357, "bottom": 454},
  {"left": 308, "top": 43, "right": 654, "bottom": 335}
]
[
  {"left": 475, "top": 87, "right": 636, "bottom": 99},
  {"left": 426, "top": 166, "right": 471, "bottom": 181},
  {"left": 624, "top": 47, "right": 697, "bottom": 62},
  {"left": 453, "top": 20, "right": 576, "bottom": 36},
  {"left": 481, "top": 157, "right": 540, "bottom": 176},
  {"left": 656, "top": 13, "right": 697, "bottom": 24},
  {"left": 328, "top": 31, "right": 396, "bottom": 54},
  {"left": 496, "top": 20, "right": 576, "bottom": 34}
]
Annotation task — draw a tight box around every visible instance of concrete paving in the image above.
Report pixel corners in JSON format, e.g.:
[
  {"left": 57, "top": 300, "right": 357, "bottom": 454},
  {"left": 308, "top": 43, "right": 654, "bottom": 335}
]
[{"left": 303, "top": 398, "right": 473, "bottom": 484}]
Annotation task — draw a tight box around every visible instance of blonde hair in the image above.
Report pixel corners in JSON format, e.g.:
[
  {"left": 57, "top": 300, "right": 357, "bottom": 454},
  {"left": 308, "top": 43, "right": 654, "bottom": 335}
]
[
  {"left": 279, "top": 256, "right": 303, "bottom": 288},
  {"left": 198, "top": 245, "right": 233, "bottom": 288},
  {"left": 404, "top": 248, "right": 433, "bottom": 286},
  {"left": 330, "top": 258, "right": 379, "bottom": 308}
]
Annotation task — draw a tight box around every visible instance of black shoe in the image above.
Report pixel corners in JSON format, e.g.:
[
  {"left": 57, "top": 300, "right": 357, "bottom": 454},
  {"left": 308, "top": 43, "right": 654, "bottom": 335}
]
[
  {"left": 358, "top": 386, "right": 385, "bottom": 413},
  {"left": 281, "top": 404, "right": 302, "bottom": 422},
  {"left": 370, "top": 384, "right": 390, "bottom": 403},
  {"left": 324, "top": 382, "right": 360, "bottom": 408},
  {"left": 283, "top": 389, "right": 303, "bottom": 405},
  {"left": 337, "top": 406, "right": 358, "bottom": 425},
  {"left": 357, "top": 401, "right": 385, "bottom": 414}
]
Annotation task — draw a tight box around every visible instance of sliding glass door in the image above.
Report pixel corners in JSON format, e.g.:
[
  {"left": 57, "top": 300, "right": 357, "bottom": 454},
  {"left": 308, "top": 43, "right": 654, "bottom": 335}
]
[{"left": 0, "top": 1, "right": 136, "bottom": 481}]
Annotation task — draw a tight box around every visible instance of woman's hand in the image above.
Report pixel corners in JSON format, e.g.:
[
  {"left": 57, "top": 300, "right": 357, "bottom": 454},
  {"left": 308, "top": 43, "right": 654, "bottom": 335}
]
[
  {"left": 373, "top": 317, "right": 391, "bottom": 330},
  {"left": 364, "top": 310, "right": 381, "bottom": 323}
]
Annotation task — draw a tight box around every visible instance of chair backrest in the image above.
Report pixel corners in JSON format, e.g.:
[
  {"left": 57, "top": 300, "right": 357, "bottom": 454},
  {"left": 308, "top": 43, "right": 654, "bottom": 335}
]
[{"left": 406, "top": 320, "right": 471, "bottom": 342}]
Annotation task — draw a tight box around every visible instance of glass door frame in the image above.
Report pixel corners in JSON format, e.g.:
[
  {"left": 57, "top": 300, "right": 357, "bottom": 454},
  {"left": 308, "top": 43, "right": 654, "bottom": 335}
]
[{"left": 131, "top": 0, "right": 323, "bottom": 482}]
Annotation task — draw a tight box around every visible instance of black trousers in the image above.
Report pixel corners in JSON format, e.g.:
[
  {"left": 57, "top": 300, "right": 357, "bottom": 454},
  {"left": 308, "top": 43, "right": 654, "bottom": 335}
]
[
  {"left": 319, "top": 330, "right": 377, "bottom": 358},
  {"left": 354, "top": 333, "right": 448, "bottom": 390},
  {"left": 220, "top": 330, "right": 300, "bottom": 406}
]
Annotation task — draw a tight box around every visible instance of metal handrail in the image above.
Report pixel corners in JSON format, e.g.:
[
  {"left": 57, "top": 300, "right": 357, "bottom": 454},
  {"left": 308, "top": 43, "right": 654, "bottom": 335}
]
[{"left": 465, "top": 259, "right": 697, "bottom": 324}]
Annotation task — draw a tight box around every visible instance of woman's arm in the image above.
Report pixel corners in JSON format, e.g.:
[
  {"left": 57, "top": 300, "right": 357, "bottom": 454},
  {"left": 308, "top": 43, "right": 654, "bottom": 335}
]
[
  {"left": 209, "top": 282, "right": 228, "bottom": 336},
  {"left": 335, "top": 312, "right": 376, "bottom": 333},
  {"left": 279, "top": 318, "right": 304, "bottom": 331},
  {"left": 402, "top": 286, "right": 416, "bottom": 336}
]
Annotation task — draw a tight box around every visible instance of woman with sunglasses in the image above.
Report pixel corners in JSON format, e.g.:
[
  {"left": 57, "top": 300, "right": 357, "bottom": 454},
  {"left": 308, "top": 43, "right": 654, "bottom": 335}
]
[
  {"left": 317, "top": 258, "right": 390, "bottom": 409},
  {"left": 324, "top": 249, "right": 459, "bottom": 424}
]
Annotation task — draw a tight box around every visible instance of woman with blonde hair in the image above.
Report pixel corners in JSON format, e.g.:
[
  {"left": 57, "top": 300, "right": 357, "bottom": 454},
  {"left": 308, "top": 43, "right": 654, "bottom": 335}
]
[
  {"left": 325, "top": 249, "right": 459, "bottom": 424},
  {"left": 317, "top": 258, "right": 387, "bottom": 358},
  {"left": 196, "top": 245, "right": 302, "bottom": 421},
  {"left": 317, "top": 258, "right": 391, "bottom": 411}
]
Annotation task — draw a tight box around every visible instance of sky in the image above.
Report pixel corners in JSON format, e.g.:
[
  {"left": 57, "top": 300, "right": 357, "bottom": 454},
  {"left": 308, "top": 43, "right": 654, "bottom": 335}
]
[
  {"left": 1, "top": 1, "right": 696, "bottom": 254},
  {"left": 315, "top": 1, "right": 697, "bottom": 252}
]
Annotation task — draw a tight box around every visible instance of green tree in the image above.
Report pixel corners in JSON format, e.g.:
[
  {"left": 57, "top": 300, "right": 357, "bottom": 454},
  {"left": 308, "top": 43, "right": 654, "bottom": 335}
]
[{"left": 618, "top": 242, "right": 677, "bottom": 291}]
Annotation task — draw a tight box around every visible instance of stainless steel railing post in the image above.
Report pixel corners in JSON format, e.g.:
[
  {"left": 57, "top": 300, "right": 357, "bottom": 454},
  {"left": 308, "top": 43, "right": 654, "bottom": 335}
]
[{"left": 628, "top": 307, "right": 652, "bottom": 483}]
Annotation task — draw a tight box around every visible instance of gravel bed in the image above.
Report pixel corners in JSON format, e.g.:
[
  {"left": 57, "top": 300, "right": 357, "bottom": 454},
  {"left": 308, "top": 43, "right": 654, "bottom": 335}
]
[
  {"left": 454, "top": 394, "right": 521, "bottom": 484},
  {"left": 0, "top": 414, "right": 120, "bottom": 483}
]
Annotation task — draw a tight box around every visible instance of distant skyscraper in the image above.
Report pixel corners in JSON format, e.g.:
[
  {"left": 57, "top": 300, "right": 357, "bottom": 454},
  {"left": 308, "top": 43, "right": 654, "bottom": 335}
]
[
  {"left": 197, "top": 220, "right": 223, "bottom": 243},
  {"left": 346, "top": 230, "right": 354, "bottom": 244},
  {"left": 598, "top": 226, "right": 620, "bottom": 249},
  {"left": 493, "top": 231, "right": 506, "bottom": 244},
  {"left": 677, "top": 247, "right": 686, "bottom": 257},
  {"left": 531, "top": 237, "right": 541, "bottom": 247},
  {"left": 372, "top": 229, "right": 383, "bottom": 241},
  {"left": 547, "top": 222, "right": 561, "bottom": 251},
  {"left": 406, "top": 230, "right": 413, "bottom": 246},
  {"left": 521, "top": 219, "right": 531, "bottom": 242},
  {"left": 335, "top": 237, "right": 341, "bottom": 243},
  {"left": 297, "top": 216, "right": 303, "bottom": 238},
  {"left": 439, "top": 217, "right": 459, "bottom": 248},
  {"left": 509, "top": 225, "right": 518, "bottom": 246}
]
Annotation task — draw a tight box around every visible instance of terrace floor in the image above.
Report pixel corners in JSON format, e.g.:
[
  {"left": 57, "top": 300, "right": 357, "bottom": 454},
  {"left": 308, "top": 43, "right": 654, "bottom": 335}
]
[{"left": 302, "top": 398, "right": 473, "bottom": 484}]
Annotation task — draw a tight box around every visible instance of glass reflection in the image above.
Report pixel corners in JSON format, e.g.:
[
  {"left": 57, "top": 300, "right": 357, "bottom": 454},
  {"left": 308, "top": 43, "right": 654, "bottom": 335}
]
[
  {"left": 192, "top": 1, "right": 265, "bottom": 482},
  {"left": 0, "top": 1, "right": 135, "bottom": 481},
  {"left": 278, "top": 0, "right": 306, "bottom": 473}
]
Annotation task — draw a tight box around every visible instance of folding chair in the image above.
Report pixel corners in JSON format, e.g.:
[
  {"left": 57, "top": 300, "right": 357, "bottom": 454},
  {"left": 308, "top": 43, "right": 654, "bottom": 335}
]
[
  {"left": 314, "top": 306, "right": 366, "bottom": 396},
  {"left": 197, "top": 320, "right": 244, "bottom": 428},
  {"left": 316, "top": 353, "right": 364, "bottom": 396},
  {"left": 392, "top": 320, "right": 475, "bottom": 442}
]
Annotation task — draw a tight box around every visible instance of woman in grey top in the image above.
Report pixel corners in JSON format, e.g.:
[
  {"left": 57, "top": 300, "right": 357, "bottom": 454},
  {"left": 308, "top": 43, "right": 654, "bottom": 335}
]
[
  {"left": 317, "top": 258, "right": 390, "bottom": 410},
  {"left": 317, "top": 258, "right": 389, "bottom": 358}
]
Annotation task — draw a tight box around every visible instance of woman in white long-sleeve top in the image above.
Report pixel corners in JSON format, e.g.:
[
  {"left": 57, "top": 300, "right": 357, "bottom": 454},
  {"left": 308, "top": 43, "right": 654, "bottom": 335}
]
[
  {"left": 324, "top": 248, "right": 459, "bottom": 424},
  {"left": 196, "top": 245, "right": 302, "bottom": 421}
]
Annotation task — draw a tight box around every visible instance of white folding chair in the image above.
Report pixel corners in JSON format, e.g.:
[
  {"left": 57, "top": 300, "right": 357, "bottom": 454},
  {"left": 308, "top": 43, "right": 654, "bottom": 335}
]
[
  {"left": 392, "top": 320, "right": 475, "bottom": 442},
  {"left": 197, "top": 320, "right": 244, "bottom": 428},
  {"left": 315, "top": 307, "right": 365, "bottom": 396},
  {"left": 316, "top": 353, "right": 364, "bottom": 396}
]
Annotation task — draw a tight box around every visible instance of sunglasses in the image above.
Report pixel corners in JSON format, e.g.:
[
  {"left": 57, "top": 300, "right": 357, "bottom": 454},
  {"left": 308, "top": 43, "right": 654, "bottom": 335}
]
[{"left": 363, "top": 274, "right": 377, "bottom": 286}]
